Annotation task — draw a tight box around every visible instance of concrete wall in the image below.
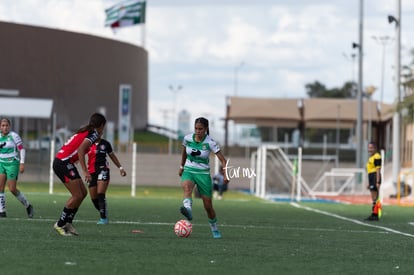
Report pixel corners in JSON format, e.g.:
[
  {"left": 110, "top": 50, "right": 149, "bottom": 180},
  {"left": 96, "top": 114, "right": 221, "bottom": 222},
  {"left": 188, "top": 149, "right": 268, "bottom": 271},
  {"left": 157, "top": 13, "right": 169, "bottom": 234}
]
[
  {"left": 20, "top": 150, "right": 357, "bottom": 193},
  {"left": 21, "top": 152, "right": 252, "bottom": 191}
]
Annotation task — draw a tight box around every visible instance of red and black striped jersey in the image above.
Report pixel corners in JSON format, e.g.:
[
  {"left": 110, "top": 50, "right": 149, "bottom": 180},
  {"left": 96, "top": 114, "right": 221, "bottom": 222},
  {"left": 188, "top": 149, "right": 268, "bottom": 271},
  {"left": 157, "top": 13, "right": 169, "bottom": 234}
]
[
  {"left": 55, "top": 130, "right": 100, "bottom": 162},
  {"left": 87, "top": 139, "right": 113, "bottom": 174}
]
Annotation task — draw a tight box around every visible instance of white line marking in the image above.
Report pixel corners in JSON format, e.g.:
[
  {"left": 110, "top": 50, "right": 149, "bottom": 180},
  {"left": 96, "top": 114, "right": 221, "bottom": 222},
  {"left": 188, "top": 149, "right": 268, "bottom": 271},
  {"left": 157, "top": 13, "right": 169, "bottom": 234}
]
[
  {"left": 3, "top": 217, "right": 391, "bottom": 235},
  {"left": 290, "top": 202, "right": 414, "bottom": 238}
]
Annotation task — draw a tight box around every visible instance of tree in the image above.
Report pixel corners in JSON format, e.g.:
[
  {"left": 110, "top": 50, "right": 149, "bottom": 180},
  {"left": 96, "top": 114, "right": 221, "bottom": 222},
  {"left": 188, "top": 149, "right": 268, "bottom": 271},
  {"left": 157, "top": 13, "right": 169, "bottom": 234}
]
[
  {"left": 398, "top": 48, "right": 414, "bottom": 122},
  {"left": 305, "top": 81, "right": 357, "bottom": 98}
]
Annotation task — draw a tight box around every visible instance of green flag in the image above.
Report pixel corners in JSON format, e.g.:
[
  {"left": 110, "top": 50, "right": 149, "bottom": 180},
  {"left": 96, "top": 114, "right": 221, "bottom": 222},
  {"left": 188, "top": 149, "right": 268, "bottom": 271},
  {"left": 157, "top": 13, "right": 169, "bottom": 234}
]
[{"left": 105, "top": 0, "right": 146, "bottom": 29}]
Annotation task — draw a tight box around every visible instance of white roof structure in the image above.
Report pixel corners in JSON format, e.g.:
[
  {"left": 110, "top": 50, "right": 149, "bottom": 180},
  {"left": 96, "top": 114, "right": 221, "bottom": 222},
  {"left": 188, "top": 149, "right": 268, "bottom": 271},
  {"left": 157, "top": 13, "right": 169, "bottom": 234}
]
[{"left": 0, "top": 97, "right": 53, "bottom": 118}]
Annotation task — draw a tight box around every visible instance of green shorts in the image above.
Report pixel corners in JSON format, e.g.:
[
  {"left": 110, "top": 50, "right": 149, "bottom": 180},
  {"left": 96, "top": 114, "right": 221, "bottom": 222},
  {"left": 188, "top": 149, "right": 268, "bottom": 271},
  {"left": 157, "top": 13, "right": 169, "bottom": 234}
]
[
  {"left": 0, "top": 161, "right": 20, "bottom": 180},
  {"left": 181, "top": 169, "right": 212, "bottom": 197}
]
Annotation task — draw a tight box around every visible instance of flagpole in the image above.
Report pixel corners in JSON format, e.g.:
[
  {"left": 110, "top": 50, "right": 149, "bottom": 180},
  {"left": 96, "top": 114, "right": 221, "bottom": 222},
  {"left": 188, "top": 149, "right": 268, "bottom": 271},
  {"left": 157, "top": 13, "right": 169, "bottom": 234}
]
[{"left": 141, "top": 24, "right": 146, "bottom": 49}]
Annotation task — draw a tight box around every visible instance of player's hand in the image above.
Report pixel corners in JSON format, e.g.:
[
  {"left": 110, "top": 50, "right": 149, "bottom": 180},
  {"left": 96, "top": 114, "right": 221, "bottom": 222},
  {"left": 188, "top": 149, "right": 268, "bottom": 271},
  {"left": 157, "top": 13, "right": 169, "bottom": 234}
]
[
  {"left": 84, "top": 172, "right": 91, "bottom": 183},
  {"left": 120, "top": 168, "right": 127, "bottom": 177}
]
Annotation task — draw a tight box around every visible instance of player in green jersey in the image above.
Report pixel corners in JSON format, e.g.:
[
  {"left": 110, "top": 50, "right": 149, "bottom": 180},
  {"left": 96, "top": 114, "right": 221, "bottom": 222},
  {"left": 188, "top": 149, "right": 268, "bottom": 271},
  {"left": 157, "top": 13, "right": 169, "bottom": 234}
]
[
  {"left": 0, "top": 118, "right": 33, "bottom": 218},
  {"left": 178, "top": 117, "right": 229, "bottom": 238}
]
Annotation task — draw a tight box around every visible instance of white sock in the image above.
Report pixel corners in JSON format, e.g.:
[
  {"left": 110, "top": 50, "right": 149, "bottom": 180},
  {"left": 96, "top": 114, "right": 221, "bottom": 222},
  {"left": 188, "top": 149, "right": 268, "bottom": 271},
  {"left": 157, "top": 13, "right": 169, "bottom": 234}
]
[
  {"left": 15, "top": 191, "right": 30, "bottom": 208},
  {"left": 183, "top": 198, "right": 192, "bottom": 209},
  {"left": 0, "top": 192, "right": 6, "bottom": 212},
  {"left": 209, "top": 218, "right": 218, "bottom": 231}
]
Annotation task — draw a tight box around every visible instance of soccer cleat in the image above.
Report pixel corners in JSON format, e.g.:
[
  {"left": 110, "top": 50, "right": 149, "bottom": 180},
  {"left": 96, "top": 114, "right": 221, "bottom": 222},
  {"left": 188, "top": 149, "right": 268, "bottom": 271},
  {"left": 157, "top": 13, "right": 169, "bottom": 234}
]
[
  {"left": 54, "top": 222, "right": 73, "bottom": 236},
  {"left": 365, "top": 215, "right": 379, "bottom": 221},
  {"left": 63, "top": 223, "right": 79, "bottom": 236},
  {"left": 180, "top": 206, "right": 193, "bottom": 221},
  {"left": 97, "top": 218, "right": 109, "bottom": 225},
  {"left": 0, "top": 212, "right": 6, "bottom": 218},
  {"left": 26, "top": 204, "right": 34, "bottom": 218},
  {"left": 213, "top": 191, "right": 219, "bottom": 199},
  {"left": 212, "top": 230, "right": 222, "bottom": 239}
]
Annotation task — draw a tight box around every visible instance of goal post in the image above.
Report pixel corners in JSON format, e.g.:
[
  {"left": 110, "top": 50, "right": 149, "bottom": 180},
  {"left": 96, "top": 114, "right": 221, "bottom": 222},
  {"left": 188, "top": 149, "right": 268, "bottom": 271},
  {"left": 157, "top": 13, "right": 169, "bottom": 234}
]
[{"left": 251, "top": 144, "right": 367, "bottom": 201}]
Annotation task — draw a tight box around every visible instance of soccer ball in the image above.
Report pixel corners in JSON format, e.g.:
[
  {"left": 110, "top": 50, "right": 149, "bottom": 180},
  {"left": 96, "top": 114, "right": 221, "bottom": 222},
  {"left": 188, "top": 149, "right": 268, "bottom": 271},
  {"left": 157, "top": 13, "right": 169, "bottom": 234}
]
[{"left": 174, "top": 219, "right": 192, "bottom": 238}]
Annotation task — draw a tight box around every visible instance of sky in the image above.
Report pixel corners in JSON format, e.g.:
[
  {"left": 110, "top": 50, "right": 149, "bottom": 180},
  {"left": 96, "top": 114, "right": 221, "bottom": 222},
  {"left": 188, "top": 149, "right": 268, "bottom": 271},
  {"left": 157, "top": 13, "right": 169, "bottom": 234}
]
[{"left": 1, "top": 0, "right": 414, "bottom": 143}]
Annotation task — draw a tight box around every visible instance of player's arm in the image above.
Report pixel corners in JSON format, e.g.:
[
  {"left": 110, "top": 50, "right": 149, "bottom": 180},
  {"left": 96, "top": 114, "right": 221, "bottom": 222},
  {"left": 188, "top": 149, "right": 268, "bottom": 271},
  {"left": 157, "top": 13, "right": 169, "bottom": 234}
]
[
  {"left": 376, "top": 167, "right": 381, "bottom": 188},
  {"left": 374, "top": 157, "right": 382, "bottom": 187},
  {"left": 215, "top": 151, "right": 229, "bottom": 184},
  {"left": 12, "top": 132, "right": 25, "bottom": 173},
  {"left": 179, "top": 146, "right": 187, "bottom": 176},
  {"left": 78, "top": 139, "right": 93, "bottom": 182},
  {"left": 17, "top": 144, "right": 25, "bottom": 173},
  {"left": 109, "top": 152, "right": 126, "bottom": 176}
]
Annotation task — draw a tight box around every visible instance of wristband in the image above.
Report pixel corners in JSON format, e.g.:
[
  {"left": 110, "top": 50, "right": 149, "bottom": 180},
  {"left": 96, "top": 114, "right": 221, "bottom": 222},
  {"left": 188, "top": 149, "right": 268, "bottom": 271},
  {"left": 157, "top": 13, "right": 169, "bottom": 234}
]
[
  {"left": 119, "top": 166, "right": 124, "bottom": 170},
  {"left": 180, "top": 166, "right": 184, "bottom": 169}
]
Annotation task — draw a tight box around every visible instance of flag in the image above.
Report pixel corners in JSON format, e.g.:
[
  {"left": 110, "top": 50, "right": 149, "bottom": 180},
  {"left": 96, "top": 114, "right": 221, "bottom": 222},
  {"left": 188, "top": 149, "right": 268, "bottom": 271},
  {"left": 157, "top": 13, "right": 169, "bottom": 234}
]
[
  {"left": 105, "top": 0, "right": 146, "bottom": 29},
  {"left": 373, "top": 198, "right": 382, "bottom": 218}
]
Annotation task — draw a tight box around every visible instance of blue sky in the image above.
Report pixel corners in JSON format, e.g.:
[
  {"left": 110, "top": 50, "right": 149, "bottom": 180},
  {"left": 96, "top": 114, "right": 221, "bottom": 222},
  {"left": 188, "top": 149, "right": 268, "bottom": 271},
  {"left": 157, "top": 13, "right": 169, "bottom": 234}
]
[{"left": 1, "top": 0, "right": 414, "bottom": 143}]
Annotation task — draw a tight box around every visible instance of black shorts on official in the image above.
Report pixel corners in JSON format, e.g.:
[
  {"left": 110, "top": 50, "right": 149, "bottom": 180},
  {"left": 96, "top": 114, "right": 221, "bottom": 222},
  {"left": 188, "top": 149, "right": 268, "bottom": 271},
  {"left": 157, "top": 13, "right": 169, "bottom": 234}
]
[
  {"left": 368, "top": 172, "right": 380, "bottom": 191},
  {"left": 53, "top": 158, "right": 81, "bottom": 183}
]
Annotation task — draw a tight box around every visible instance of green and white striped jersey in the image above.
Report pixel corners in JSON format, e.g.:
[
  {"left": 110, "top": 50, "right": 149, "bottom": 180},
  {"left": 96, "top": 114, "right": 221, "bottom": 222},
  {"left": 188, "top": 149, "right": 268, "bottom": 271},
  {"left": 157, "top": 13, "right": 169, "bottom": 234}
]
[
  {"left": 0, "top": 131, "right": 22, "bottom": 163},
  {"left": 182, "top": 133, "right": 221, "bottom": 172}
]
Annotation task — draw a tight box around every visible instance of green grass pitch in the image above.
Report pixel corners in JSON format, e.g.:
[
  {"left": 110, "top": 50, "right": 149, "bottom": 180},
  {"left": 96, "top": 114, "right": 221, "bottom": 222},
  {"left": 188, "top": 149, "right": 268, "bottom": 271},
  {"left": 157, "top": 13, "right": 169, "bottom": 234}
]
[{"left": 1, "top": 182, "right": 414, "bottom": 275}]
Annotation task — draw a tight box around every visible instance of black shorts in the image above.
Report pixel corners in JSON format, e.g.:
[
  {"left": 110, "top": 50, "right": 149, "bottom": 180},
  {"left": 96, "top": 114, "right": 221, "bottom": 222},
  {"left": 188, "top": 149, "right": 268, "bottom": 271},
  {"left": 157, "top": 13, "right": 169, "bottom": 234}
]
[
  {"left": 368, "top": 173, "right": 380, "bottom": 191},
  {"left": 53, "top": 158, "right": 81, "bottom": 183},
  {"left": 88, "top": 167, "right": 110, "bottom": 188}
]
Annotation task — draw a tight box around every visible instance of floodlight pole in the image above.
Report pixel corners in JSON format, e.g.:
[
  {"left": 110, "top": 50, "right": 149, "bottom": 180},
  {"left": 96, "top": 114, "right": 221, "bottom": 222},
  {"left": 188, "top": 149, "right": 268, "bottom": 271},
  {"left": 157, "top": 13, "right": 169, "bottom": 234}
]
[
  {"left": 234, "top": 62, "right": 244, "bottom": 96},
  {"left": 169, "top": 84, "right": 182, "bottom": 136},
  {"left": 372, "top": 36, "right": 392, "bottom": 105},
  {"left": 224, "top": 96, "right": 230, "bottom": 155},
  {"left": 390, "top": 0, "right": 401, "bottom": 188},
  {"left": 355, "top": 0, "right": 364, "bottom": 169}
]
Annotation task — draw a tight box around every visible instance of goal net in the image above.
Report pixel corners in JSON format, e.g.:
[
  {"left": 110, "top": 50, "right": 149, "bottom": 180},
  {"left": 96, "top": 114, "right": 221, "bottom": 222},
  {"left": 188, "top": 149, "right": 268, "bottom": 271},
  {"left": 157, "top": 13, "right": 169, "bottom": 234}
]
[{"left": 251, "top": 145, "right": 367, "bottom": 201}]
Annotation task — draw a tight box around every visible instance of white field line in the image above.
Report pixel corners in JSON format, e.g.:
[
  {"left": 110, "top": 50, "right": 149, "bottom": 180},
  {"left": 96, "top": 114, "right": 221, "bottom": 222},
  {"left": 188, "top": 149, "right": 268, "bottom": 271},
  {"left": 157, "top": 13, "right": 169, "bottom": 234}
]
[
  {"left": 290, "top": 202, "right": 414, "bottom": 238},
  {"left": 3, "top": 217, "right": 391, "bottom": 236}
]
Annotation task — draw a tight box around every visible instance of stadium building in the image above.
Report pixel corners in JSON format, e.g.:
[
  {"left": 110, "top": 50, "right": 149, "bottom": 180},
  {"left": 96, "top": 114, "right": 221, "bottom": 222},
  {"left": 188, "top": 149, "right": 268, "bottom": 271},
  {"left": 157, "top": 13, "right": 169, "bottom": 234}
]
[{"left": 0, "top": 21, "right": 148, "bottom": 136}]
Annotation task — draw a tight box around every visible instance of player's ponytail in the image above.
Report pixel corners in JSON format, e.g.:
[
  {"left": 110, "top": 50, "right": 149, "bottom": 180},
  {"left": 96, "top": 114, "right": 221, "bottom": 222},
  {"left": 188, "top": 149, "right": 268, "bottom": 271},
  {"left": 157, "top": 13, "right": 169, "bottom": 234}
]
[{"left": 77, "top": 113, "right": 106, "bottom": 133}]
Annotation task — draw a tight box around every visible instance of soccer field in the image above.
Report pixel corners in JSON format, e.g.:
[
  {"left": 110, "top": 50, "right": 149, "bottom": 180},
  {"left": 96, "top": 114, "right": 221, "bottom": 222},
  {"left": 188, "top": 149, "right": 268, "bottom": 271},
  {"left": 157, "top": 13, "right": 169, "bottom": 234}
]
[{"left": 1, "top": 182, "right": 414, "bottom": 275}]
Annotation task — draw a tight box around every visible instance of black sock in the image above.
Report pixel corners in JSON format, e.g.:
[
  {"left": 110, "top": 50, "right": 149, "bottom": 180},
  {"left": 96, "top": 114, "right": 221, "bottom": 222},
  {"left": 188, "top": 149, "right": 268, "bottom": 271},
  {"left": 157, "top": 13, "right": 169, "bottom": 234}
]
[
  {"left": 92, "top": 198, "right": 99, "bottom": 211},
  {"left": 57, "top": 207, "right": 70, "bottom": 227},
  {"left": 67, "top": 208, "right": 78, "bottom": 224},
  {"left": 98, "top": 193, "right": 107, "bottom": 219}
]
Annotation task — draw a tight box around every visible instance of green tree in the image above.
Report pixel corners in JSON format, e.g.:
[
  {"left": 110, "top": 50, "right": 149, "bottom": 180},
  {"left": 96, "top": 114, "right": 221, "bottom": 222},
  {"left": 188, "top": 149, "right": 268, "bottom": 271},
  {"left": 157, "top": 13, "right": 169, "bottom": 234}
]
[
  {"left": 305, "top": 81, "right": 356, "bottom": 98},
  {"left": 398, "top": 47, "right": 414, "bottom": 122}
]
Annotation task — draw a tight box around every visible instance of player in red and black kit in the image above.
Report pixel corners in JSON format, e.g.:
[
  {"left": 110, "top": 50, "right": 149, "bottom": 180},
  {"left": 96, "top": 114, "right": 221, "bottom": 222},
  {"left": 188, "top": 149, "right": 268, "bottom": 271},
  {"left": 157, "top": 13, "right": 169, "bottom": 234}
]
[
  {"left": 87, "top": 138, "right": 126, "bottom": 224},
  {"left": 52, "top": 113, "right": 106, "bottom": 236}
]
